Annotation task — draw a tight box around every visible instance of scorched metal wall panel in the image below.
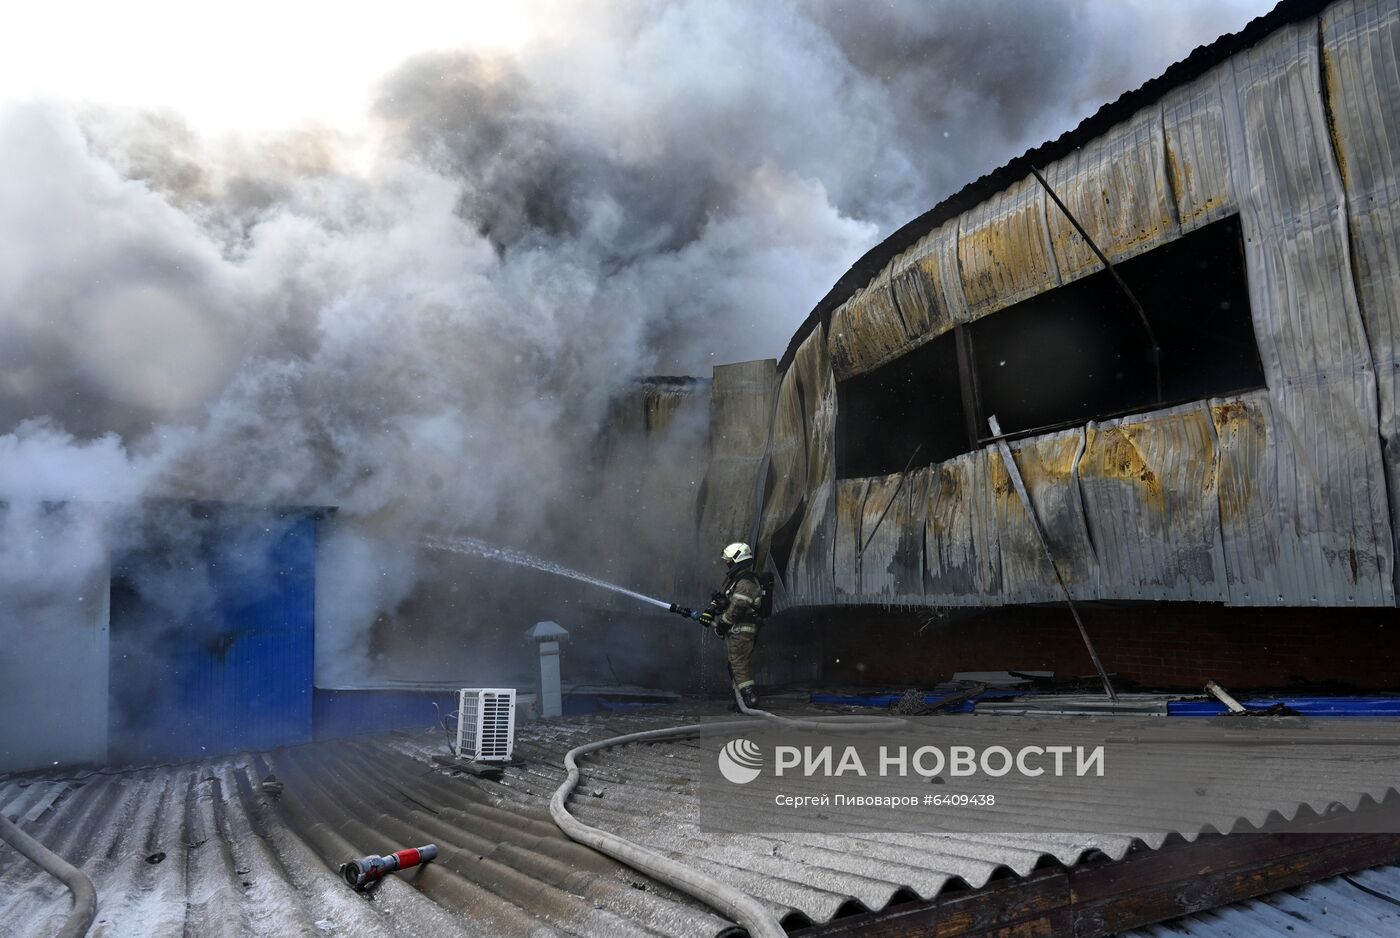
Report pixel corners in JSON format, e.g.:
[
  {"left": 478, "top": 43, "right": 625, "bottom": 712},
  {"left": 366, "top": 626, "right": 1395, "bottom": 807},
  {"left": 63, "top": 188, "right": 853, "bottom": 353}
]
[
  {"left": 1041, "top": 106, "right": 1180, "bottom": 281},
  {"left": 697, "top": 360, "right": 777, "bottom": 559},
  {"left": 957, "top": 175, "right": 1060, "bottom": 321},
  {"left": 1231, "top": 16, "right": 1394, "bottom": 605},
  {"left": 851, "top": 469, "right": 927, "bottom": 604},
  {"left": 992, "top": 429, "right": 1100, "bottom": 604},
  {"left": 1322, "top": 0, "right": 1400, "bottom": 595},
  {"left": 923, "top": 449, "right": 1004, "bottom": 606},
  {"left": 1078, "top": 403, "right": 1230, "bottom": 602},
  {"left": 756, "top": 361, "right": 807, "bottom": 577},
  {"left": 828, "top": 263, "right": 909, "bottom": 380},
  {"left": 784, "top": 329, "right": 838, "bottom": 605},
  {"left": 1162, "top": 62, "right": 1240, "bottom": 231}
]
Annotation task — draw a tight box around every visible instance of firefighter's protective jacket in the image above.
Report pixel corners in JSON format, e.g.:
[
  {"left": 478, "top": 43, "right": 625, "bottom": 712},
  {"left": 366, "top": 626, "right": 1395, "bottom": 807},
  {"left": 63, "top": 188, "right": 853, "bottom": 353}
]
[{"left": 719, "top": 564, "right": 763, "bottom": 631}]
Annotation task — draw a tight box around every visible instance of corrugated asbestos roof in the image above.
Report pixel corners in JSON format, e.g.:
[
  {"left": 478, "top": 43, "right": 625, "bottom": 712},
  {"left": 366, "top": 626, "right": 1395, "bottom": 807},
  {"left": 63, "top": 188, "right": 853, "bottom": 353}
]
[
  {"left": 3, "top": 700, "right": 1399, "bottom": 937},
  {"left": 777, "top": 0, "right": 1330, "bottom": 372},
  {"left": 1122, "top": 864, "right": 1400, "bottom": 936}
]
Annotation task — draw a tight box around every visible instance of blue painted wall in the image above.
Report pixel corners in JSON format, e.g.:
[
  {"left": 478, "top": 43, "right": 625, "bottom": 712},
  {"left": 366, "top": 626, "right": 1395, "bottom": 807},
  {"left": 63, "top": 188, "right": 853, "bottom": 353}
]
[
  {"left": 109, "top": 506, "right": 318, "bottom": 763},
  {"left": 312, "top": 688, "right": 461, "bottom": 741}
]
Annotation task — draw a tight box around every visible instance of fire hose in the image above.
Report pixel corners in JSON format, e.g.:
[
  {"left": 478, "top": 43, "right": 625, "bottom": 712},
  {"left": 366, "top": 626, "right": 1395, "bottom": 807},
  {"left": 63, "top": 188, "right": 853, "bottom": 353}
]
[
  {"left": 0, "top": 811, "right": 97, "bottom": 938},
  {"left": 549, "top": 685, "right": 908, "bottom": 937}
]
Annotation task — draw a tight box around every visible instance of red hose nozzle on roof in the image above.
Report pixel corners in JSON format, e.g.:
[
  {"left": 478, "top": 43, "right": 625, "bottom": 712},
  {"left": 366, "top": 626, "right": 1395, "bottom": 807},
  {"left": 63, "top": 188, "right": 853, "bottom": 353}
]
[{"left": 340, "top": 843, "right": 438, "bottom": 889}]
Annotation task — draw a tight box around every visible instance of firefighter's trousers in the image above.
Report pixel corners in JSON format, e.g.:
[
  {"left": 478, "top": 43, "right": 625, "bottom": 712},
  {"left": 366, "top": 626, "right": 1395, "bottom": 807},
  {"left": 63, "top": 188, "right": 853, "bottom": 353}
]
[{"left": 725, "top": 625, "right": 758, "bottom": 689}]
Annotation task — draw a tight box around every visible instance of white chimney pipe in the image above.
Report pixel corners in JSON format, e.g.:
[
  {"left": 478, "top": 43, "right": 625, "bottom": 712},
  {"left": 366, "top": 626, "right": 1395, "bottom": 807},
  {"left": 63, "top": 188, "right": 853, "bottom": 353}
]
[{"left": 524, "top": 621, "right": 570, "bottom": 718}]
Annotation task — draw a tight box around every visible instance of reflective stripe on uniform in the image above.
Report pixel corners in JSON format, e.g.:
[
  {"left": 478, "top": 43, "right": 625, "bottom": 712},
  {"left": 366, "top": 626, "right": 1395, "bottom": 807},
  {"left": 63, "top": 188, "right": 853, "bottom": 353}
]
[
  {"left": 735, "top": 679, "right": 755, "bottom": 689},
  {"left": 730, "top": 625, "right": 757, "bottom": 635}
]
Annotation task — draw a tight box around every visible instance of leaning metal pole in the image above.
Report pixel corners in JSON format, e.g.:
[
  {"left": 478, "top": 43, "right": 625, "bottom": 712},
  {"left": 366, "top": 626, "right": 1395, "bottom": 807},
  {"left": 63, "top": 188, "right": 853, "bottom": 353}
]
[
  {"left": 1029, "top": 166, "right": 1163, "bottom": 405},
  {"left": 989, "top": 415, "right": 1118, "bottom": 701}
]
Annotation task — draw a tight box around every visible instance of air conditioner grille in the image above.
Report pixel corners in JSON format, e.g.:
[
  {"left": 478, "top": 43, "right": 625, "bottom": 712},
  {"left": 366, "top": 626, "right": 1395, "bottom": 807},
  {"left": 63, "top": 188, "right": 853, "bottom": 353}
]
[{"left": 455, "top": 688, "right": 516, "bottom": 762}]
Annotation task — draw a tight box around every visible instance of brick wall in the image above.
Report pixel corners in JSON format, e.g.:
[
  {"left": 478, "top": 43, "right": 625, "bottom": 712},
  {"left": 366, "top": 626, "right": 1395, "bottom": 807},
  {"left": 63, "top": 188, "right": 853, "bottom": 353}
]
[{"left": 783, "top": 604, "right": 1400, "bottom": 691}]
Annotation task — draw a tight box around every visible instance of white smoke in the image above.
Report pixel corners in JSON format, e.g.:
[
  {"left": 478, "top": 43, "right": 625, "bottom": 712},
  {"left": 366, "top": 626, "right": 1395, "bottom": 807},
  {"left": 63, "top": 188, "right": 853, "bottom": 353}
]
[{"left": 0, "top": 0, "right": 1273, "bottom": 694}]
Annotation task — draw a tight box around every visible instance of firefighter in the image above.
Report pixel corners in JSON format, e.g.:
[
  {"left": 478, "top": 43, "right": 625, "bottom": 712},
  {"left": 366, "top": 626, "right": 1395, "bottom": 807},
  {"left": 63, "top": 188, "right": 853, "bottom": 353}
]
[
  {"left": 668, "top": 541, "right": 767, "bottom": 708},
  {"left": 706, "top": 541, "right": 765, "bottom": 708}
]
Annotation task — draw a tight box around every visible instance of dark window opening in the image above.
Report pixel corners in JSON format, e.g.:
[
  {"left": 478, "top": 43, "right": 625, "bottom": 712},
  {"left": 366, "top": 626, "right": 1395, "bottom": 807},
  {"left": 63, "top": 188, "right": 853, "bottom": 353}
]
[
  {"left": 833, "top": 215, "right": 1265, "bottom": 480},
  {"left": 836, "top": 331, "right": 968, "bottom": 478},
  {"left": 969, "top": 214, "right": 1262, "bottom": 437}
]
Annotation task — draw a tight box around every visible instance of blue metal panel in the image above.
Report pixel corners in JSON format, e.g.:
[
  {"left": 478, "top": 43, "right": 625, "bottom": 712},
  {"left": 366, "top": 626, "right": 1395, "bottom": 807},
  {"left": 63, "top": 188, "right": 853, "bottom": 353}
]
[
  {"left": 313, "top": 688, "right": 459, "bottom": 741},
  {"left": 1168, "top": 695, "right": 1400, "bottom": 716},
  {"left": 109, "top": 507, "right": 318, "bottom": 763}
]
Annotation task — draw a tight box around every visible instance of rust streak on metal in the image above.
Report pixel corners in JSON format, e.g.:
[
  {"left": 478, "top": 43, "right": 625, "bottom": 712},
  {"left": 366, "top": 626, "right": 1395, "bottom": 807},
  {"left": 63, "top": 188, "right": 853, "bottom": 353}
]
[
  {"left": 1086, "top": 425, "right": 1166, "bottom": 513},
  {"left": 1211, "top": 400, "right": 1263, "bottom": 527}
]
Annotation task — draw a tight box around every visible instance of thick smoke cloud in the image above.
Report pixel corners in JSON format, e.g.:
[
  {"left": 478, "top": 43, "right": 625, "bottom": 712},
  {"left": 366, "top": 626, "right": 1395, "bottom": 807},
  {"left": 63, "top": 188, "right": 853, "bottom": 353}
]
[{"left": 0, "top": 0, "right": 1270, "bottom": 707}]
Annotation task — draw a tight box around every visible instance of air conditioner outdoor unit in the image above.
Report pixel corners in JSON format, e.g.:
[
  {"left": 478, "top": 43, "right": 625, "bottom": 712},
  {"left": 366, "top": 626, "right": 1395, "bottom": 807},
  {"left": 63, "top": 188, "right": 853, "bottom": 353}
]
[{"left": 454, "top": 688, "right": 516, "bottom": 762}]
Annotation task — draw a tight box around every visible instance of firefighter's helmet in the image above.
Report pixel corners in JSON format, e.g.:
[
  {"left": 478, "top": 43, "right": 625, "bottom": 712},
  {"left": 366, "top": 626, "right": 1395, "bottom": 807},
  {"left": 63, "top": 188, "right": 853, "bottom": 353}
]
[{"left": 722, "top": 542, "right": 754, "bottom": 566}]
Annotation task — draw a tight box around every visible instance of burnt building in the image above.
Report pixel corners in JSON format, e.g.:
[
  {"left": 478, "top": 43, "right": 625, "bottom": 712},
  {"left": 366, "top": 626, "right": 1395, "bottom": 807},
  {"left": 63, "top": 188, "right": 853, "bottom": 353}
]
[{"left": 630, "top": 0, "right": 1400, "bottom": 690}]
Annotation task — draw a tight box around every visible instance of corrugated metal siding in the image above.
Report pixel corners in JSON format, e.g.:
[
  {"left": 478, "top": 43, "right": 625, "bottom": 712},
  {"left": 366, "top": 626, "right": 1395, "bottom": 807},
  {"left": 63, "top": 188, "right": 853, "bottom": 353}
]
[
  {"left": 956, "top": 175, "right": 1060, "bottom": 321},
  {"left": 1041, "top": 106, "right": 1180, "bottom": 282},
  {"left": 828, "top": 218, "right": 963, "bottom": 381},
  {"left": 1212, "top": 392, "right": 1289, "bottom": 605},
  {"left": 110, "top": 513, "right": 317, "bottom": 763},
  {"left": 889, "top": 222, "right": 957, "bottom": 346},
  {"left": 924, "top": 450, "right": 1004, "bottom": 606},
  {"left": 993, "top": 430, "right": 1099, "bottom": 604},
  {"left": 0, "top": 757, "right": 532, "bottom": 938},
  {"left": 1078, "top": 403, "right": 1229, "bottom": 602},
  {"left": 771, "top": 0, "right": 1400, "bottom": 610},
  {"left": 1162, "top": 61, "right": 1239, "bottom": 231},
  {"left": 1122, "top": 864, "right": 1400, "bottom": 936},
  {"left": 1323, "top": 0, "right": 1400, "bottom": 597},
  {"left": 827, "top": 394, "right": 1329, "bottom": 609},
  {"left": 1231, "top": 16, "right": 1394, "bottom": 605},
  {"left": 828, "top": 263, "right": 909, "bottom": 381},
  {"left": 785, "top": 330, "right": 838, "bottom": 606},
  {"left": 547, "top": 708, "right": 1400, "bottom": 929},
  {"left": 756, "top": 362, "right": 806, "bottom": 574},
  {"left": 850, "top": 470, "right": 926, "bottom": 604},
  {"left": 832, "top": 478, "right": 866, "bottom": 602},
  {"left": 697, "top": 360, "right": 777, "bottom": 558}
]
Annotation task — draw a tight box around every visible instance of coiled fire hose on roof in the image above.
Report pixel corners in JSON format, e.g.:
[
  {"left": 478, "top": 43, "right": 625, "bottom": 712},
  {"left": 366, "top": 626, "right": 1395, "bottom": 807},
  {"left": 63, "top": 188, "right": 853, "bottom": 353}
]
[
  {"left": 549, "top": 686, "right": 908, "bottom": 937},
  {"left": 0, "top": 811, "right": 97, "bottom": 938}
]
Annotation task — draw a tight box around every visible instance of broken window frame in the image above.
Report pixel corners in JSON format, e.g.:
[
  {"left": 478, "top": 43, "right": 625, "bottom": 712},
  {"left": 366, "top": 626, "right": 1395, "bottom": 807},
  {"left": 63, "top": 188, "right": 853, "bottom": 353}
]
[{"left": 834, "top": 213, "right": 1266, "bottom": 478}]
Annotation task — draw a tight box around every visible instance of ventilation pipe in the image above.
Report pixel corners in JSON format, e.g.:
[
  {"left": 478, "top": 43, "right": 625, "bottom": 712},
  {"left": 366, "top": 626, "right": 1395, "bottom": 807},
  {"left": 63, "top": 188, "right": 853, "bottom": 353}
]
[{"left": 524, "top": 620, "right": 570, "bottom": 718}]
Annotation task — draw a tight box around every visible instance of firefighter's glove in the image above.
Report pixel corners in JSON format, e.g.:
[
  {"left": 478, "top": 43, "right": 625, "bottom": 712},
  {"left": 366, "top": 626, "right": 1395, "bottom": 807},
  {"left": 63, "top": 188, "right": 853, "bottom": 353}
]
[
  {"left": 710, "top": 591, "right": 730, "bottom": 610},
  {"left": 697, "top": 609, "right": 717, "bottom": 628}
]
